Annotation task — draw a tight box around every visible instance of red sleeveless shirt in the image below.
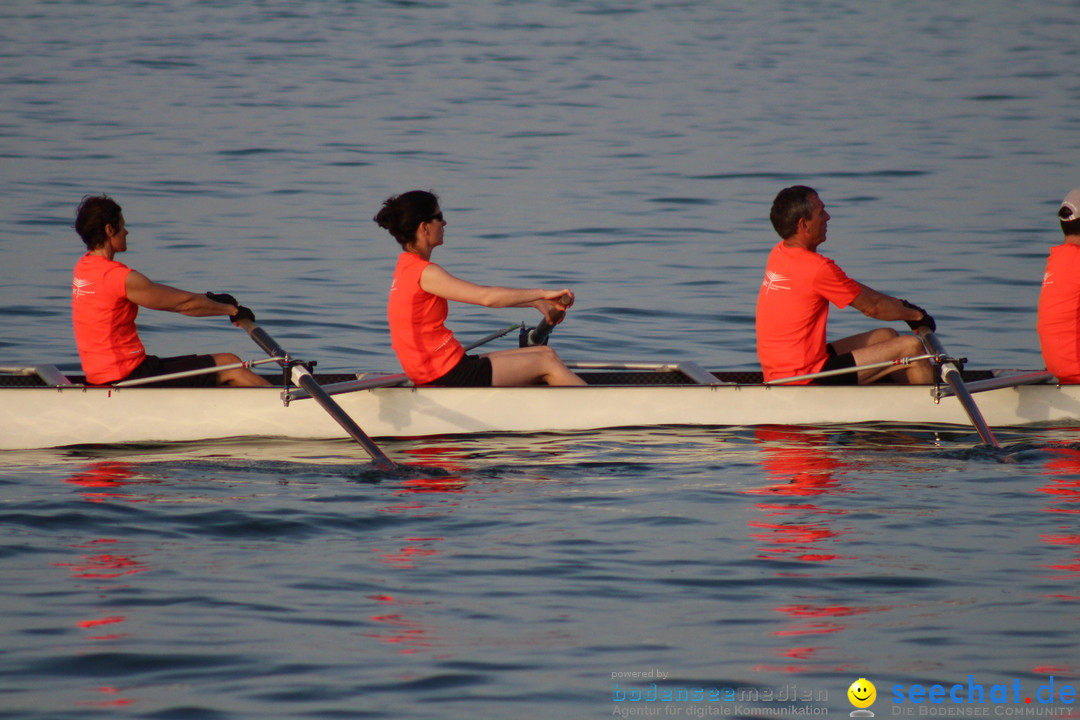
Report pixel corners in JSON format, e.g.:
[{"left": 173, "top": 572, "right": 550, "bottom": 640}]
[
  {"left": 387, "top": 252, "right": 464, "bottom": 385},
  {"left": 72, "top": 254, "right": 146, "bottom": 384}
]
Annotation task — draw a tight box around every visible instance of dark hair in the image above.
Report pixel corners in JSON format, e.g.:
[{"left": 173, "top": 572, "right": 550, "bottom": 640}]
[
  {"left": 1059, "top": 205, "right": 1080, "bottom": 237},
  {"left": 769, "top": 185, "right": 819, "bottom": 240},
  {"left": 74, "top": 195, "right": 123, "bottom": 250},
  {"left": 374, "top": 190, "right": 440, "bottom": 248}
]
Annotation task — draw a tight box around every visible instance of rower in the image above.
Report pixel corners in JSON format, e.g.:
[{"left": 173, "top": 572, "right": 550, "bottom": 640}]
[
  {"left": 374, "top": 190, "right": 585, "bottom": 387},
  {"left": 71, "top": 195, "right": 270, "bottom": 387},
  {"left": 755, "top": 186, "right": 935, "bottom": 385},
  {"left": 1037, "top": 188, "right": 1080, "bottom": 383}
]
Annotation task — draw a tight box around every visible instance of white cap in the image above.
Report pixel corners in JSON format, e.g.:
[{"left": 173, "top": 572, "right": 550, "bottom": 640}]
[{"left": 1060, "top": 188, "right": 1080, "bottom": 222}]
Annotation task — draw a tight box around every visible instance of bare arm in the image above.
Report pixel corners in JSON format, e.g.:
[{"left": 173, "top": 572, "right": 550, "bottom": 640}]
[
  {"left": 125, "top": 270, "right": 237, "bottom": 317},
  {"left": 849, "top": 283, "right": 925, "bottom": 323},
  {"left": 419, "top": 263, "right": 574, "bottom": 315}
]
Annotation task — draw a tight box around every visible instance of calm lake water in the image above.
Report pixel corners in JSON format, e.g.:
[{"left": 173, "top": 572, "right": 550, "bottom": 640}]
[{"left": 2, "top": 0, "right": 1080, "bottom": 718}]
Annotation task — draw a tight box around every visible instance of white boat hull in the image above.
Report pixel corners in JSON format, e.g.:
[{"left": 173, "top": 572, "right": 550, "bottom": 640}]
[{"left": 3, "top": 373, "right": 1079, "bottom": 450}]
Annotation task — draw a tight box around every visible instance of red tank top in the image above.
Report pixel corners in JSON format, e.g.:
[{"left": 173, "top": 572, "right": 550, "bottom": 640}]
[
  {"left": 387, "top": 252, "right": 464, "bottom": 385},
  {"left": 1037, "top": 243, "right": 1080, "bottom": 383},
  {"left": 72, "top": 254, "right": 146, "bottom": 384}
]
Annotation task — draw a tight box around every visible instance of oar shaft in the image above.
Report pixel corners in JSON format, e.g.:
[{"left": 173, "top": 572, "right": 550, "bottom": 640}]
[
  {"left": 237, "top": 319, "right": 397, "bottom": 469},
  {"left": 921, "top": 331, "right": 1000, "bottom": 448},
  {"left": 464, "top": 324, "right": 519, "bottom": 352},
  {"left": 292, "top": 369, "right": 396, "bottom": 469},
  {"left": 527, "top": 313, "right": 561, "bottom": 346},
  {"left": 244, "top": 321, "right": 288, "bottom": 361}
]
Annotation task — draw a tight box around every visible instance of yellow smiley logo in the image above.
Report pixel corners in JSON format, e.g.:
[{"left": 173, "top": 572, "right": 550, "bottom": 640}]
[{"left": 848, "top": 678, "right": 877, "bottom": 709}]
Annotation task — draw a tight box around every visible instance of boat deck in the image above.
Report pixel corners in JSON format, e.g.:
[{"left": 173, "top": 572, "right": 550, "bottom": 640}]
[{"left": 0, "top": 366, "right": 999, "bottom": 388}]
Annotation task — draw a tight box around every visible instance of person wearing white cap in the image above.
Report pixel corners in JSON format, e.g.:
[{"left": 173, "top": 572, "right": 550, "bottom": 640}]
[{"left": 1036, "top": 188, "right": 1080, "bottom": 383}]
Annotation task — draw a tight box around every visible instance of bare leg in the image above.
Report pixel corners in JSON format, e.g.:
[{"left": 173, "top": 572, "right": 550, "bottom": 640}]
[
  {"left": 486, "top": 346, "right": 586, "bottom": 386},
  {"left": 830, "top": 329, "right": 933, "bottom": 385},
  {"left": 210, "top": 353, "right": 272, "bottom": 387}
]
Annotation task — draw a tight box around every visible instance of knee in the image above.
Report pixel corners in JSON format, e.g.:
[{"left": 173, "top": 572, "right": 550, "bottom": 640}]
[
  {"left": 894, "top": 333, "right": 926, "bottom": 359},
  {"left": 531, "top": 345, "right": 559, "bottom": 362},
  {"left": 871, "top": 327, "right": 900, "bottom": 343},
  {"left": 539, "top": 345, "right": 572, "bottom": 369},
  {"left": 214, "top": 353, "right": 242, "bottom": 366},
  {"left": 902, "top": 333, "right": 924, "bottom": 351}
]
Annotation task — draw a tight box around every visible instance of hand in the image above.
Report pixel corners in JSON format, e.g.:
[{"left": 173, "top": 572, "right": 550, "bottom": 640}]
[
  {"left": 901, "top": 299, "right": 936, "bottom": 333},
  {"left": 536, "top": 290, "right": 574, "bottom": 325},
  {"left": 230, "top": 305, "right": 256, "bottom": 324},
  {"left": 205, "top": 291, "right": 239, "bottom": 307},
  {"left": 543, "top": 289, "right": 574, "bottom": 310},
  {"left": 533, "top": 298, "right": 565, "bottom": 326},
  {"left": 542, "top": 304, "right": 566, "bottom": 326}
]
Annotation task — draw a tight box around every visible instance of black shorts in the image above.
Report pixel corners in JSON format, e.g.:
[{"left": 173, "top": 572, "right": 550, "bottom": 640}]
[
  {"left": 425, "top": 354, "right": 493, "bottom": 387},
  {"left": 119, "top": 354, "right": 219, "bottom": 387},
  {"left": 813, "top": 344, "right": 858, "bottom": 386}
]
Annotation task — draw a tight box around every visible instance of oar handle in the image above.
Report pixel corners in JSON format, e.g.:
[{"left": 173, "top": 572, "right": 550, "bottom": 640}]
[{"left": 524, "top": 294, "right": 572, "bottom": 347}]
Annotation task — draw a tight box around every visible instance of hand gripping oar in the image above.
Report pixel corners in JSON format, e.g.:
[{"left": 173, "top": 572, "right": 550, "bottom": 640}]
[
  {"left": 919, "top": 330, "right": 1000, "bottom": 448},
  {"left": 521, "top": 294, "right": 572, "bottom": 347},
  {"left": 236, "top": 318, "right": 398, "bottom": 469}
]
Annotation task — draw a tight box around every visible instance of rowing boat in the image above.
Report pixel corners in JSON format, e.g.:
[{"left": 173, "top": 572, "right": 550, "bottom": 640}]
[{"left": 1, "top": 361, "right": 1074, "bottom": 450}]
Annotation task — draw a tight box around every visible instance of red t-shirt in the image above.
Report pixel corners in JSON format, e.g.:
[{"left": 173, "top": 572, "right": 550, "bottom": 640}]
[
  {"left": 755, "top": 243, "right": 861, "bottom": 383},
  {"left": 71, "top": 254, "right": 146, "bottom": 384},
  {"left": 1037, "top": 243, "right": 1080, "bottom": 383},
  {"left": 387, "top": 252, "right": 465, "bottom": 385}
]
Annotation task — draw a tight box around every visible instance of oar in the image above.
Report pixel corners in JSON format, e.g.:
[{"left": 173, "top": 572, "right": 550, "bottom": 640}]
[
  {"left": 236, "top": 318, "right": 398, "bottom": 469},
  {"left": 465, "top": 323, "right": 520, "bottom": 352},
  {"left": 919, "top": 330, "right": 1000, "bottom": 448},
  {"left": 523, "top": 294, "right": 572, "bottom": 347}
]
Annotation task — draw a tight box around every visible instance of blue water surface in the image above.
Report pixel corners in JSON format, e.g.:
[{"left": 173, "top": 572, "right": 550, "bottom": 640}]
[{"left": 1, "top": 0, "right": 1079, "bottom": 717}]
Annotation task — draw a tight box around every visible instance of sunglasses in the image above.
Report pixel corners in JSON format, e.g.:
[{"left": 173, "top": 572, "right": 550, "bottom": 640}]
[{"left": 426, "top": 212, "right": 444, "bottom": 223}]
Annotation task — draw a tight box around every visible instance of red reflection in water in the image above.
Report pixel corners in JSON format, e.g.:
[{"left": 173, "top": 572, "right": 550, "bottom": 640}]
[
  {"left": 752, "top": 599, "right": 882, "bottom": 673},
  {"left": 64, "top": 461, "right": 158, "bottom": 503},
  {"left": 52, "top": 551, "right": 149, "bottom": 580},
  {"left": 388, "top": 446, "right": 470, "bottom": 503},
  {"left": 769, "top": 603, "right": 880, "bottom": 641},
  {"left": 371, "top": 537, "right": 445, "bottom": 570},
  {"left": 1033, "top": 444, "right": 1080, "bottom": 654},
  {"left": 367, "top": 446, "right": 473, "bottom": 656},
  {"left": 744, "top": 427, "right": 852, "bottom": 564},
  {"left": 744, "top": 427, "right": 880, "bottom": 673},
  {"left": 57, "top": 462, "right": 151, "bottom": 708},
  {"left": 75, "top": 686, "right": 134, "bottom": 708},
  {"left": 51, "top": 541, "right": 140, "bottom": 640},
  {"left": 363, "top": 593, "right": 443, "bottom": 655}
]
